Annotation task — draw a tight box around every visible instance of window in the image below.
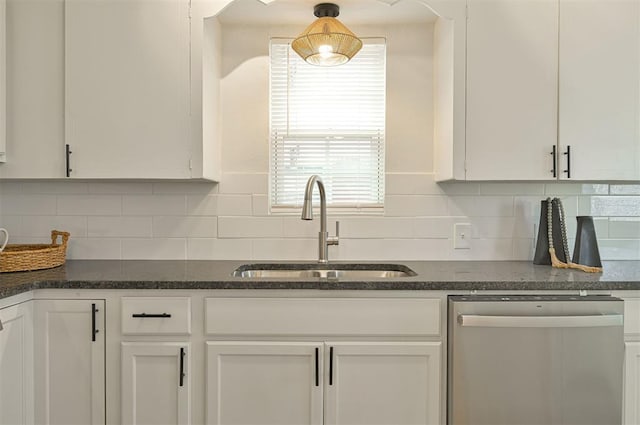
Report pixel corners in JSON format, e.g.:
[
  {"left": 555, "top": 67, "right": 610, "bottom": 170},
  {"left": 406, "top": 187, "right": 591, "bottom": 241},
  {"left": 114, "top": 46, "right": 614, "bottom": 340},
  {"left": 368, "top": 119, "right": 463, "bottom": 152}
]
[{"left": 269, "top": 39, "right": 386, "bottom": 212}]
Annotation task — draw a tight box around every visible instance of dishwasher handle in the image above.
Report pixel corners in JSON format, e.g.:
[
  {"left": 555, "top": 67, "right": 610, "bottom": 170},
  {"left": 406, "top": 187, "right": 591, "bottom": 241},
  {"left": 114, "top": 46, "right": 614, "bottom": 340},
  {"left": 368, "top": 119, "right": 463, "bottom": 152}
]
[{"left": 458, "top": 314, "right": 623, "bottom": 328}]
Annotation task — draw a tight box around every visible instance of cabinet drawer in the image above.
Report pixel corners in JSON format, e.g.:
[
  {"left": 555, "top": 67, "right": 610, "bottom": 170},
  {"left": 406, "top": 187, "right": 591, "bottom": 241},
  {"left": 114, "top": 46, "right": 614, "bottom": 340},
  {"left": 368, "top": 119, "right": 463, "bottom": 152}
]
[
  {"left": 624, "top": 298, "right": 640, "bottom": 337},
  {"left": 205, "top": 297, "right": 441, "bottom": 337},
  {"left": 121, "top": 297, "right": 191, "bottom": 335}
]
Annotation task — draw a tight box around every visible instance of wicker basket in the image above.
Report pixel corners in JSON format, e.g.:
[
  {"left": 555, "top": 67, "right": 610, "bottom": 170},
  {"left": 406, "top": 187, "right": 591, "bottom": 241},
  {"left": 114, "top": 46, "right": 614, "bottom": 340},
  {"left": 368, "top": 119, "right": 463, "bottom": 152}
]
[{"left": 0, "top": 230, "right": 70, "bottom": 273}]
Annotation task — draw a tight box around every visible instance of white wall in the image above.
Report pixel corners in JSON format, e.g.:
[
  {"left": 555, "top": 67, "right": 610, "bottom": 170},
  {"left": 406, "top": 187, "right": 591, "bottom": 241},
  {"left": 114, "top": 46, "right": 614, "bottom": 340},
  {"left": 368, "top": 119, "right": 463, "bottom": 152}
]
[{"left": 1, "top": 20, "right": 640, "bottom": 261}]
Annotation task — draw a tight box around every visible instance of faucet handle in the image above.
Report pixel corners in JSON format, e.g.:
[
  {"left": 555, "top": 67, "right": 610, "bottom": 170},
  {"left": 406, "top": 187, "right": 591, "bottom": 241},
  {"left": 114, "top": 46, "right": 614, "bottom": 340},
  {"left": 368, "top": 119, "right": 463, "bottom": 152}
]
[{"left": 327, "top": 221, "right": 340, "bottom": 246}]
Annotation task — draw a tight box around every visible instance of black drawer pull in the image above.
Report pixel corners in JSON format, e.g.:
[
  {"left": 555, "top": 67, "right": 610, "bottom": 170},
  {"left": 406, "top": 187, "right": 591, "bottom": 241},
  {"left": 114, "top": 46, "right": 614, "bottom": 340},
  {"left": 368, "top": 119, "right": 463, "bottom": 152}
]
[
  {"left": 179, "top": 347, "right": 186, "bottom": 387},
  {"left": 92, "top": 303, "right": 99, "bottom": 342},
  {"left": 132, "top": 313, "right": 171, "bottom": 318}
]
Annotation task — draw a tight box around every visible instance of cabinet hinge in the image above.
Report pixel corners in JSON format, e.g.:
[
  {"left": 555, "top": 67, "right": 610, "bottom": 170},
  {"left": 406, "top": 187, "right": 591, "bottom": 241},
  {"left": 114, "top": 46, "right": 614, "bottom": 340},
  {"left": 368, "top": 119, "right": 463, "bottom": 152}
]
[{"left": 189, "top": 159, "right": 193, "bottom": 170}]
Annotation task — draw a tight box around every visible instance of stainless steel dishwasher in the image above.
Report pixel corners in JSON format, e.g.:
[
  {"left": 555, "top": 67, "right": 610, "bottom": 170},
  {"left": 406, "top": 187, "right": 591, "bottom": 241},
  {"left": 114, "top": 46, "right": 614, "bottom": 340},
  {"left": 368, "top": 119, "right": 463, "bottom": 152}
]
[{"left": 448, "top": 295, "right": 624, "bottom": 425}]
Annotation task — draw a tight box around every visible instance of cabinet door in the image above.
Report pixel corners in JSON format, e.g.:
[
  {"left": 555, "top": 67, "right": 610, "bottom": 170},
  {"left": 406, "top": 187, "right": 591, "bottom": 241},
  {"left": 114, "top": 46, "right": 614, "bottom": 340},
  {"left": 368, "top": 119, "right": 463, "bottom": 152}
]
[
  {"left": 0, "top": 0, "right": 5, "bottom": 163},
  {"left": 121, "top": 342, "right": 190, "bottom": 425},
  {"left": 0, "top": 0, "right": 65, "bottom": 178},
  {"left": 559, "top": 0, "right": 640, "bottom": 180},
  {"left": 206, "top": 342, "right": 323, "bottom": 425},
  {"left": 626, "top": 342, "right": 640, "bottom": 425},
  {"left": 0, "top": 302, "right": 34, "bottom": 425},
  {"left": 465, "top": 0, "right": 558, "bottom": 180},
  {"left": 64, "top": 0, "right": 191, "bottom": 179},
  {"left": 34, "top": 299, "right": 105, "bottom": 425},
  {"left": 325, "top": 342, "right": 441, "bottom": 425}
]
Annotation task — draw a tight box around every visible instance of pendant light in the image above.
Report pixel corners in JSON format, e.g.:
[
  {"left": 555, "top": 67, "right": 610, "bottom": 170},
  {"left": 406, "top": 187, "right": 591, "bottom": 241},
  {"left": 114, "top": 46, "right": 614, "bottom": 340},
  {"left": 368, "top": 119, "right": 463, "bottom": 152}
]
[{"left": 291, "top": 3, "right": 363, "bottom": 66}]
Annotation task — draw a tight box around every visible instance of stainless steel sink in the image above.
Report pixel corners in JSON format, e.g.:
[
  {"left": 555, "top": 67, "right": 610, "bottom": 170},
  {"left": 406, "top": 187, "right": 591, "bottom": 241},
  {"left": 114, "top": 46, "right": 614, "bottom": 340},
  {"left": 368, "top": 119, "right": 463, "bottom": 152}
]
[{"left": 232, "top": 264, "right": 416, "bottom": 279}]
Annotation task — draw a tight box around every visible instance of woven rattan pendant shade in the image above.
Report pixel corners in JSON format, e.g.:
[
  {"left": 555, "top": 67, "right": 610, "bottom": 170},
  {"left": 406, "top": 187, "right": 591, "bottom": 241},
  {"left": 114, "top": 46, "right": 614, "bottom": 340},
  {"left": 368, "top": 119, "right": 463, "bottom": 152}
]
[{"left": 291, "top": 4, "right": 362, "bottom": 66}]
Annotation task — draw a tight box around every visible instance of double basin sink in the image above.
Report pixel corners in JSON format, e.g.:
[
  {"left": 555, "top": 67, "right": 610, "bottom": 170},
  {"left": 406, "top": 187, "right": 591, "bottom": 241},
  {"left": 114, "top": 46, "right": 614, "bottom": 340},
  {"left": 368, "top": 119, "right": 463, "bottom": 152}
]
[{"left": 232, "top": 263, "right": 417, "bottom": 279}]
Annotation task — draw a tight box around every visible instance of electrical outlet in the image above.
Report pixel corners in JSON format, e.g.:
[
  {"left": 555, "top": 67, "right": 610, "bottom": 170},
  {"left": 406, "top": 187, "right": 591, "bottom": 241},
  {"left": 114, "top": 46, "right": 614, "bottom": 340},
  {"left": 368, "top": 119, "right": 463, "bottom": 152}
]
[{"left": 454, "top": 223, "right": 472, "bottom": 249}]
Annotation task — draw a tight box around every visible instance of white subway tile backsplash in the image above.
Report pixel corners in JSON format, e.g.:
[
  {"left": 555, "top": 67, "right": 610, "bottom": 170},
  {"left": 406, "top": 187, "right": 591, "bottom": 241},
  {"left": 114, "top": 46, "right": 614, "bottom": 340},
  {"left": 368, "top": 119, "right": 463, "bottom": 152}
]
[
  {"left": 282, "top": 217, "right": 331, "bottom": 238},
  {"left": 252, "top": 195, "right": 269, "bottom": 216},
  {"left": 121, "top": 238, "right": 187, "bottom": 260},
  {"left": 21, "top": 216, "right": 88, "bottom": 238},
  {"left": 386, "top": 173, "right": 440, "bottom": 195},
  {"left": 252, "top": 239, "right": 318, "bottom": 260},
  {"left": 217, "top": 217, "right": 284, "bottom": 238},
  {"left": 598, "top": 239, "right": 640, "bottom": 260},
  {"left": 22, "top": 182, "right": 89, "bottom": 194},
  {"left": 385, "top": 195, "right": 448, "bottom": 216},
  {"left": 339, "top": 217, "right": 414, "bottom": 238},
  {"left": 218, "top": 172, "right": 268, "bottom": 194},
  {"left": 341, "top": 238, "right": 450, "bottom": 261},
  {"left": 2, "top": 173, "right": 640, "bottom": 261},
  {"left": 412, "top": 217, "right": 456, "bottom": 239},
  {"left": 57, "top": 195, "right": 121, "bottom": 216},
  {"left": 0, "top": 182, "right": 24, "bottom": 194},
  {"left": 448, "top": 196, "right": 514, "bottom": 217},
  {"left": 470, "top": 217, "right": 517, "bottom": 239},
  {"left": 88, "top": 217, "right": 153, "bottom": 238},
  {"left": 479, "top": 183, "right": 545, "bottom": 195},
  {"left": 89, "top": 182, "right": 153, "bottom": 194},
  {"left": 187, "top": 195, "right": 218, "bottom": 216},
  {"left": 0, "top": 215, "right": 21, "bottom": 237},
  {"left": 187, "top": 238, "right": 252, "bottom": 260},
  {"left": 450, "top": 238, "right": 514, "bottom": 260},
  {"left": 153, "top": 216, "right": 217, "bottom": 238},
  {"left": 609, "top": 217, "right": 640, "bottom": 238},
  {"left": 152, "top": 182, "right": 217, "bottom": 195},
  {"left": 123, "top": 195, "right": 186, "bottom": 216},
  {"left": 512, "top": 238, "right": 535, "bottom": 261},
  {"left": 216, "top": 195, "right": 253, "bottom": 216},
  {"left": 609, "top": 184, "right": 640, "bottom": 195},
  {"left": 437, "top": 181, "right": 481, "bottom": 195},
  {"left": 544, "top": 183, "right": 609, "bottom": 195},
  {"left": 1, "top": 194, "right": 57, "bottom": 215},
  {"left": 579, "top": 196, "right": 640, "bottom": 217},
  {"left": 67, "top": 238, "right": 122, "bottom": 259}
]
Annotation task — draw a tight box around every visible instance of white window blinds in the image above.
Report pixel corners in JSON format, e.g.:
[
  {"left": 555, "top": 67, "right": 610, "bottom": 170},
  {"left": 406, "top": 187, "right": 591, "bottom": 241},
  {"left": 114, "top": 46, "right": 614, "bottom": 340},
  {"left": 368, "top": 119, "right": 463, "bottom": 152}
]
[{"left": 269, "top": 40, "right": 386, "bottom": 210}]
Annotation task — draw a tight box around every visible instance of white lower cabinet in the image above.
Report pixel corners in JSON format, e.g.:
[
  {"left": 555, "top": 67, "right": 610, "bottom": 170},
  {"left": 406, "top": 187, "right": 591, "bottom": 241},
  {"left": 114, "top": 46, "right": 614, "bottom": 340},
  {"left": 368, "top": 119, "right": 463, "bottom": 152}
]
[
  {"left": 121, "top": 342, "right": 191, "bottom": 425},
  {"left": 0, "top": 301, "right": 34, "bottom": 425},
  {"left": 33, "top": 299, "right": 105, "bottom": 425},
  {"left": 326, "top": 342, "right": 441, "bottom": 425},
  {"left": 206, "top": 342, "right": 323, "bottom": 425},
  {"left": 206, "top": 341, "right": 441, "bottom": 425},
  {"left": 625, "top": 342, "right": 640, "bottom": 425}
]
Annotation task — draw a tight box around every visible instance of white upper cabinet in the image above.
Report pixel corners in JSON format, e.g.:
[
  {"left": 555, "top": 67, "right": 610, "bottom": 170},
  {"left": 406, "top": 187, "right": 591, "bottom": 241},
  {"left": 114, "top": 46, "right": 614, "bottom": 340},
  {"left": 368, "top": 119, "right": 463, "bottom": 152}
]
[
  {"left": 1, "top": 0, "right": 219, "bottom": 180},
  {"left": 0, "top": 0, "right": 5, "bottom": 164},
  {"left": 65, "top": 0, "right": 193, "bottom": 179},
  {"left": 465, "top": 0, "right": 559, "bottom": 180},
  {"left": 0, "top": 0, "right": 66, "bottom": 178},
  {"left": 558, "top": 0, "right": 640, "bottom": 181},
  {"left": 437, "top": 0, "right": 640, "bottom": 181}
]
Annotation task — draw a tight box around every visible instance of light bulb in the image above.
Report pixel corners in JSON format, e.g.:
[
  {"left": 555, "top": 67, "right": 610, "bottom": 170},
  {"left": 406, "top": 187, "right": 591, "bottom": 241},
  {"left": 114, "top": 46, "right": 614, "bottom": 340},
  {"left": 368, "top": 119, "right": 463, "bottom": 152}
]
[{"left": 318, "top": 44, "right": 333, "bottom": 58}]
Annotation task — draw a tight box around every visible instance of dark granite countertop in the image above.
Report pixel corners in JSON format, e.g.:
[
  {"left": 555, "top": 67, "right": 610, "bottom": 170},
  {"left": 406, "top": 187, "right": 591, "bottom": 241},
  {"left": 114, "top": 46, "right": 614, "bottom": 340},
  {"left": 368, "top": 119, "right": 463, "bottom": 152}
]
[{"left": 1, "top": 260, "right": 640, "bottom": 300}]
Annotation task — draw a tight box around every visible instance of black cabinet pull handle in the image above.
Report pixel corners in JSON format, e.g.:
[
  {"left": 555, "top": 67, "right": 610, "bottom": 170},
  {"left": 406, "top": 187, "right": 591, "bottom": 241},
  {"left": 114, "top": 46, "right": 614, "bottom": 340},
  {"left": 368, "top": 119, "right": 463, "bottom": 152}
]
[
  {"left": 315, "top": 347, "right": 319, "bottom": 387},
  {"left": 91, "top": 303, "right": 99, "bottom": 342},
  {"left": 179, "top": 347, "right": 186, "bottom": 387},
  {"left": 563, "top": 145, "right": 571, "bottom": 178},
  {"left": 132, "top": 313, "right": 171, "bottom": 318},
  {"left": 65, "top": 144, "right": 73, "bottom": 177},
  {"left": 329, "top": 346, "right": 334, "bottom": 386},
  {"left": 550, "top": 145, "right": 557, "bottom": 178}
]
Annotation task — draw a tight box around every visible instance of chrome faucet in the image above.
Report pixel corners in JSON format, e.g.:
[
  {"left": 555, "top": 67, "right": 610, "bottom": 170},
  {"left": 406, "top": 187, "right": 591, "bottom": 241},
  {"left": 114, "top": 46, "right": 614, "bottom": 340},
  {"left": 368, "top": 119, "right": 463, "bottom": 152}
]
[{"left": 301, "top": 175, "right": 339, "bottom": 263}]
